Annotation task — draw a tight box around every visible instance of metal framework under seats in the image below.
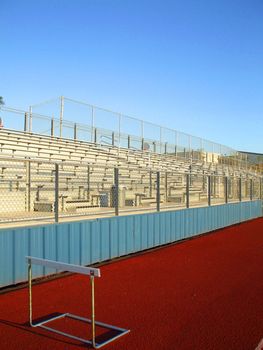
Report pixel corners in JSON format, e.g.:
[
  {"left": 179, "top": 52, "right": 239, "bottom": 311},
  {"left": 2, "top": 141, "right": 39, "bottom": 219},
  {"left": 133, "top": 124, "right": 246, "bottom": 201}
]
[{"left": 26, "top": 256, "right": 130, "bottom": 348}]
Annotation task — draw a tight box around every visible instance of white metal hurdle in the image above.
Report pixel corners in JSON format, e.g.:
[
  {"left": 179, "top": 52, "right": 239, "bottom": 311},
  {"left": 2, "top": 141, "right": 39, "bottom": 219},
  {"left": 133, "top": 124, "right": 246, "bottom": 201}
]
[{"left": 26, "top": 256, "right": 130, "bottom": 348}]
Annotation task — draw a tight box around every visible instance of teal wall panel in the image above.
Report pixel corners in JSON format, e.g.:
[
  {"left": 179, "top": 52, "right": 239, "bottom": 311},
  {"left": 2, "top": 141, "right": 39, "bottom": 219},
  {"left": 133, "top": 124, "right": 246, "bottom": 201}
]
[{"left": 0, "top": 200, "right": 262, "bottom": 288}]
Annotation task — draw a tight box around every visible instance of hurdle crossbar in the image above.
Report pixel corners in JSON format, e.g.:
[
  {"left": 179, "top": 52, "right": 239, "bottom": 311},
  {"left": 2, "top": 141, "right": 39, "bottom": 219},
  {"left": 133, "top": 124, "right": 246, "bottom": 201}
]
[{"left": 25, "top": 256, "right": 130, "bottom": 349}]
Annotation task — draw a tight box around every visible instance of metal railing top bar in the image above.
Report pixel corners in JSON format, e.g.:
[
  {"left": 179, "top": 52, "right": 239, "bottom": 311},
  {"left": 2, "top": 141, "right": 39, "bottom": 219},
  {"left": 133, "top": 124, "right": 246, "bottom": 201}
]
[
  {"left": 30, "top": 96, "right": 238, "bottom": 153},
  {"left": 1, "top": 102, "right": 260, "bottom": 173},
  {"left": 0, "top": 106, "right": 53, "bottom": 120},
  {"left": 29, "top": 97, "right": 59, "bottom": 108},
  {"left": 0, "top": 106, "right": 26, "bottom": 115},
  {"left": 0, "top": 103, "right": 238, "bottom": 157}
]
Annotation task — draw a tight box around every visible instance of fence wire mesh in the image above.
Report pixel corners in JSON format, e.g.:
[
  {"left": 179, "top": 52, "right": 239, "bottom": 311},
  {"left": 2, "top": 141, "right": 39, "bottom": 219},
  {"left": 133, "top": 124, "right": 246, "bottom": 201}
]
[
  {"left": 0, "top": 159, "right": 55, "bottom": 223},
  {"left": 0, "top": 158, "right": 261, "bottom": 225},
  {"left": 2, "top": 103, "right": 262, "bottom": 173}
]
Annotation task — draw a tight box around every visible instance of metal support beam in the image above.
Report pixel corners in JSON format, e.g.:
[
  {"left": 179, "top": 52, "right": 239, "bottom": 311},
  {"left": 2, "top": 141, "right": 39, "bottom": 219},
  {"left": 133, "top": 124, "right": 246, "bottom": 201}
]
[
  {"left": 239, "top": 177, "right": 242, "bottom": 202},
  {"left": 114, "top": 168, "right": 119, "bottom": 216},
  {"left": 51, "top": 118, "right": 54, "bottom": 137},
  {"left": 74, "top": 123, "right": 77, "bottom": 140},
  {"left": 55, "top": 163, "right": 59, "bottom": 223},
  {"left": 225, "top": 176, "right": 228, "bottom": 204},
  {"left": 208, "top": 175, "right": 211, "bottom": 206},
  {"left": 186, "top": 174, "right": 190, "bottom": 208},
  {"left": 26, "top": 161, "right": 31, "bottom": 212},
  {"left": 164, "top": 142, "right": 167, "bottom": 154},
  {"left": 112, "top": 132, "right": 115, "bottom": 146},
  {"left": 24, "top": 112, "right": 29, "bottom": 132},
  {"left": 94, "top": 128, "right": 97, "bottom": 144},
  {"left": 156, "top": 172, "right": 160, "bottom": 212},
  {"left": 250, "top": 178, "right": 253, "bottom": 201}
]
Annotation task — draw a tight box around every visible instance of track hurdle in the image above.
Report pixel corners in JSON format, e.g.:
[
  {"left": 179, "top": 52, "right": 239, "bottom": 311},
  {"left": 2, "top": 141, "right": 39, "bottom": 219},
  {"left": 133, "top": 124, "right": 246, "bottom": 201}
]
[{"left": 25, "top": 256, "right": 130, "bottom": 348}]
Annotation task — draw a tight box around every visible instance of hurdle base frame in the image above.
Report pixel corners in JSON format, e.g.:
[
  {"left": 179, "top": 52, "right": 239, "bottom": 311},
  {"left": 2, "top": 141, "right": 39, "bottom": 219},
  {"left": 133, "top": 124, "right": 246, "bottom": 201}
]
[
  {"left": 31, "top": 312, "right": 130, "bottom": 349},
  {"left": 26, "top": 256, "right": 130, "bottom": 349}
]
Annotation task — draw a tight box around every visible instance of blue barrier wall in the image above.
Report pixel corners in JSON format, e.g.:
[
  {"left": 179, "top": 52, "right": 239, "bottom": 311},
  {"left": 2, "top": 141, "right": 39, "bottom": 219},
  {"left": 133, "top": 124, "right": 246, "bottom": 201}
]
[{"left": 0, "top": 200, "right": 262, "bottom": 288}]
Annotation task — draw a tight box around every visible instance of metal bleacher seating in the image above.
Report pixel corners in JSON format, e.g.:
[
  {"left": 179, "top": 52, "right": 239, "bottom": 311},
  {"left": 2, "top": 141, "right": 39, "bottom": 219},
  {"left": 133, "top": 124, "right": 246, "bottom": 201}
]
[{"left": 0, "top": 127, "right": 260, "bottom": 222}]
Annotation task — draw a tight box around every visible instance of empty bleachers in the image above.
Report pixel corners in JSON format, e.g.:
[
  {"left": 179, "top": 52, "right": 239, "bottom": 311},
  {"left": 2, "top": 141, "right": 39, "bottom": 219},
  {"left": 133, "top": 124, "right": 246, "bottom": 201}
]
[{"left": 0, "top": 127, "right": 261, "bottom": 224}]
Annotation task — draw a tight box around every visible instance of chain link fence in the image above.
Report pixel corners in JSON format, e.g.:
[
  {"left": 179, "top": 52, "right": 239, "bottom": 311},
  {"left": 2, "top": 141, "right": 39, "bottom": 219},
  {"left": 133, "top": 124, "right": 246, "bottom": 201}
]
[
  {"left": 0, "top": 157, "right": 262, "bottom": 226},
  {"left": 2, "top": 102, "right": 262, "bottom": 173}
]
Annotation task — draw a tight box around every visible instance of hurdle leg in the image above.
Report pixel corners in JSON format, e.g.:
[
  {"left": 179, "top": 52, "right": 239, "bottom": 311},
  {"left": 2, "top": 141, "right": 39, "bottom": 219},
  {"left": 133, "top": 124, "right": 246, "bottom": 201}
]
[
  {"left": 28, "top": 260, "right": 33, "bottom": 326},
  {"left": 90, "top": 274, "right": 96, "bottom": 348}
]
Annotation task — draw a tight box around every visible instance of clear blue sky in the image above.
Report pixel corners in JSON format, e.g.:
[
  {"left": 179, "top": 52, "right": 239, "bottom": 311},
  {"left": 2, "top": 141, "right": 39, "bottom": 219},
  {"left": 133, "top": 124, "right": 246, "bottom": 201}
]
[{"left": 1, "top": 0, "right": 262, "bottom": 152}]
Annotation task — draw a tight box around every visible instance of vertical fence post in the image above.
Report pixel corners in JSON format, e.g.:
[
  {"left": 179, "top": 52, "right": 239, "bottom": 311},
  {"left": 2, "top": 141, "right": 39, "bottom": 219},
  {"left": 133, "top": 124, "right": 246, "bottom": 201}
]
[
  {"left": 141, "top": 138, "right": 144, "bottom": 151},
  {"left": 55, "top": 163, "right": 59, "bottom": 223},
  {"left": 186, "top": 173, "right": 190, "bottom": 208},
  {"left": 208, "top": 175, "right": 211, "bottom": 206},
  {"left": 114, "top": 167, "right": 119, "bottom": 216},
  {"left": 225, "top": 176, "right": 228, "bottom": 204},
  {"left": 60, "top": 96, "right": 64, "bottom": 138},
  {"left": 239, "top": 177, "right": 242, "bottom": 202},
  {"left": 94, "top": 128, "right": 97, "bottom": 144},
  {"left": 51, "top": 118, "right": 54, "bottom": 137},
  {"left": 24, "top": 112, "right": 29, "bottom": 132},
  {"left": 250, "top": 178, "right": 253, "bottom": 201},
  {"left": 128, "top": 135, "right": 131, "bottom": 149},
  {"left": 26, "top": 160, "right": 31, "bottom": 212},
  {"left": 112, "top": 132, "right": 115, "bottom": 146},
  {"left": 156, "top": 172, "right": 160, "bottom": 212},
  {"left": 74, "top": 123, "right": 77, "bottom": 140}
]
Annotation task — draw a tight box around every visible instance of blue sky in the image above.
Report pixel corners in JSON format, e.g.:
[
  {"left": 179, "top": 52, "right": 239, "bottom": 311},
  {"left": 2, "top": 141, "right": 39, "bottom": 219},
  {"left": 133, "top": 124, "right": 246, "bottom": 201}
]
[{"left": 1, "top": 0, "right": 262, "bottom": 152}]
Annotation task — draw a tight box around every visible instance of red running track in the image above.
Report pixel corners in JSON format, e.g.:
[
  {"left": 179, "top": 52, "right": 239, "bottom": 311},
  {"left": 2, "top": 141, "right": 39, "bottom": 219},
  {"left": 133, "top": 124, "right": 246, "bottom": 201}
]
[{"left": 0, "top": 217, "right": 263, "bottom": 350}]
